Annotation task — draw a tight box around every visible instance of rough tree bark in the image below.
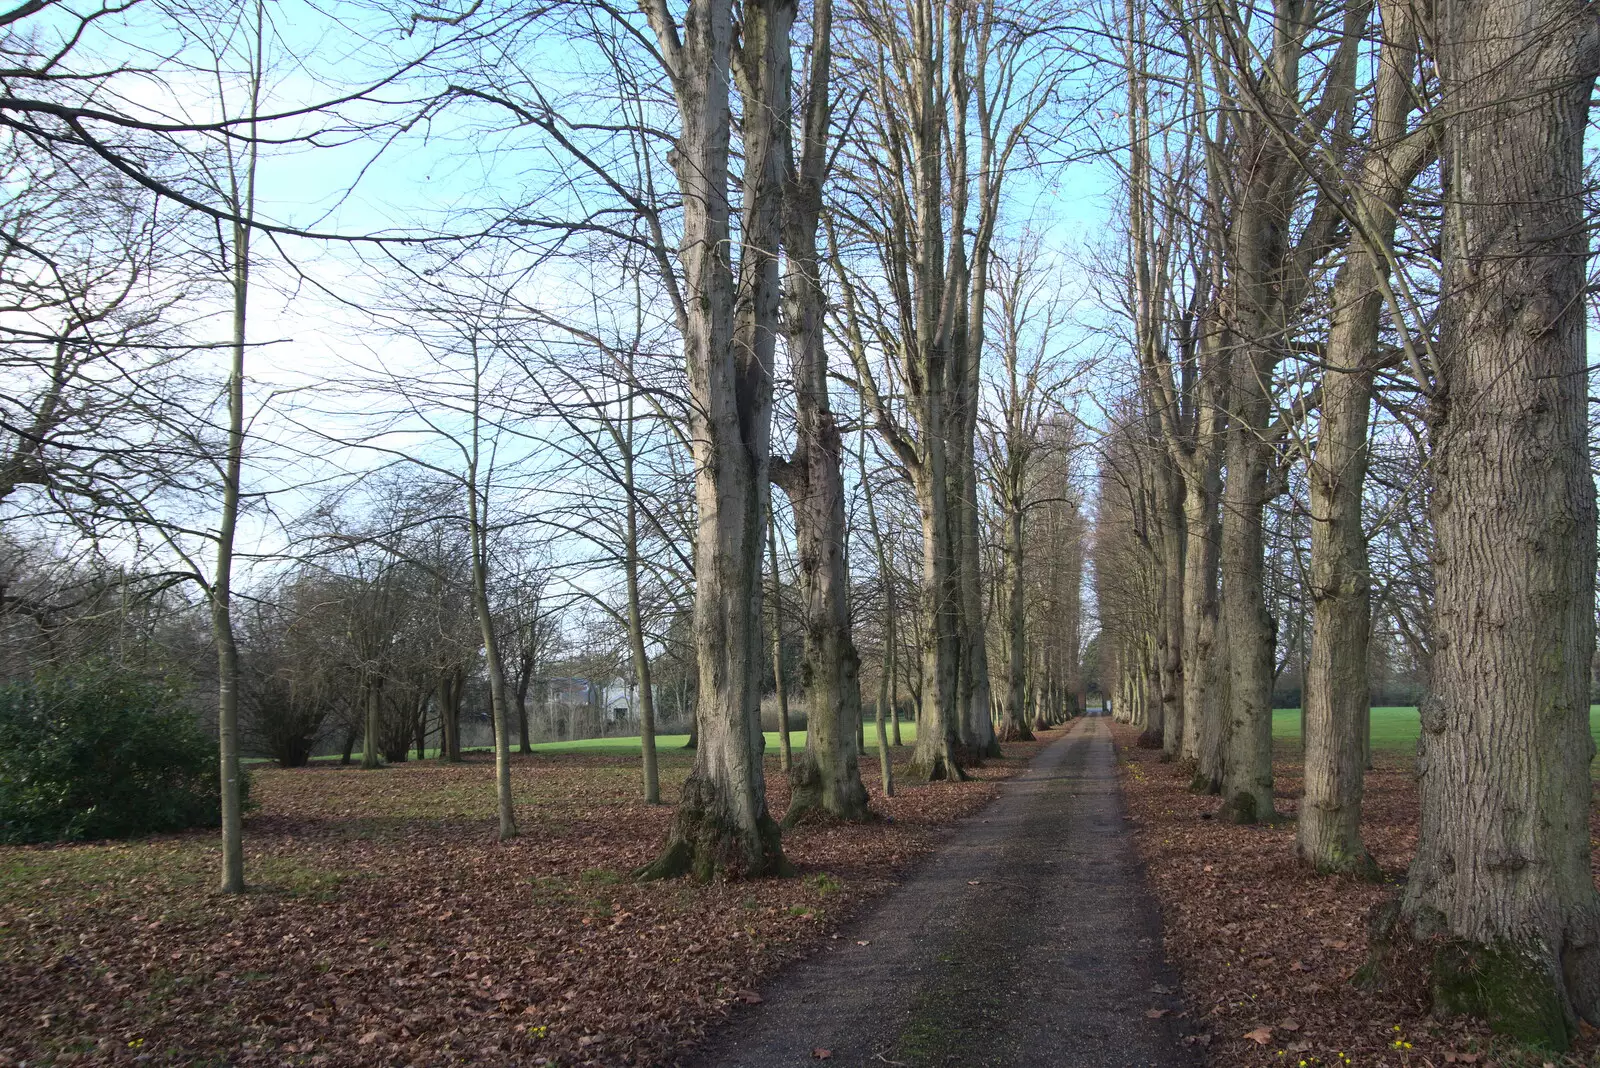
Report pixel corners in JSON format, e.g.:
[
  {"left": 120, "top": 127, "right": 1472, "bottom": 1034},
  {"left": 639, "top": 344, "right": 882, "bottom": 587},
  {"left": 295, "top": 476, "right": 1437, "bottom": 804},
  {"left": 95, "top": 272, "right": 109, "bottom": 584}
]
[
  {"left": 1370, "top": 0, "right": 1600, "bottom": 1045},
  {"left": 1180, "top": 464, "right": 1221, "bottom": 781},
  {"left": 1122, "top": 0, "right": 1227, "bottom": 774},
  {"left": 1216, "top": 357, "right": 1277, "bottom": 822},
  {"left": 861, "top": 397, "right": 896, "bottom": 799},
  {"left": 637, "top": 0, "right": 791, "bottom": 880},
  {"left": 1213, "top": 0, "right": 1367, "bottom": 825},
  {"left": 831, "top": 206, "right": 964, "bottom": 782},
  {"left": 361, "top": 676, "right": 382, "bottom": 770},
  {"left": 1152, "top": 451, "right": 1184, "bottom": 756},
  {"left": 996, "top": 484, "right": 1032, "bottom": 742},
  {"left": 1298, "top": 0, "right": 1426, "bottom": 877},
  {"left": 773, "top": 0, "right": 868, "bottom": 823}
]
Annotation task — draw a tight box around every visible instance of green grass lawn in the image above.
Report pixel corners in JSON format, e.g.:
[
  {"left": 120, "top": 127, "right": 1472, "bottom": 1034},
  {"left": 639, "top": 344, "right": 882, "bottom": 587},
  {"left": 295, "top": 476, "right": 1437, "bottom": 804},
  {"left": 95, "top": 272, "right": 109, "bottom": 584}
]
[
  {"left": 1271, "top": 705, "right": 1600, "bottom": 751},
  {"left": 522, "top": 722, "right": 921, "bottom": 755},
  {"left": 243, "top": 721, "right": 925, "bottom": 764}
]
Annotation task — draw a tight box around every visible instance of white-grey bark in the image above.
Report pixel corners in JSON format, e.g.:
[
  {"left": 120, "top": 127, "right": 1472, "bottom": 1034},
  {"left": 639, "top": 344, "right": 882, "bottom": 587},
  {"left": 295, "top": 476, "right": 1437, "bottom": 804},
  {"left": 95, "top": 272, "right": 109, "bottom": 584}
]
[{"left": 638, "top": 0, "right": 791, "bottom": 879}]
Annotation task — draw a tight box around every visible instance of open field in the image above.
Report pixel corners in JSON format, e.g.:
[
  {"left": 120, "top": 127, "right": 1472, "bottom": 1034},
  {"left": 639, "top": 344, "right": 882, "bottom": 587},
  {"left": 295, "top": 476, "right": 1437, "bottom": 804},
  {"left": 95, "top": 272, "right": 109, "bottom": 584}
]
[
  {"left": 1271, "top": 705, "right": 1600, "bottom": 751},
  {"left": 522, "top": 723, "right": 921, "bottom": 756},
  {"left": 0, "top": 728, "right": 1053, "bottom": 1067},
  {"left": 246, "top": 724, "right": 923, "bottom": 765}
]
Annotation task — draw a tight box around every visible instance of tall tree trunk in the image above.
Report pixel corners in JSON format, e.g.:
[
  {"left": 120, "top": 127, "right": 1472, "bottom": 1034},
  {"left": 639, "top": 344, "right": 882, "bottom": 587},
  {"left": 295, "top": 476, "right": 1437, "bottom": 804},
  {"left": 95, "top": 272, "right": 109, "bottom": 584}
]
[
  {"left": 860, "top": 392, "right": 899, "bottom": 797},
  {"left": 1298, "top": 0, "right": 1426, "bottom": 877},
  {"left": 768, "top": 511, "right": 793, "bottom": 770},
  {"left": 617, "top": 369, "right": 660, "bottom": 802},
  {"left": 1136, "top": 626, "right": 1163, "bottom": 746},
  {"left": 774, "top": 63, "right": 871, "bottom": 810},
  {"left": 1157, "top": 463, "right": 1184, "bottom": 757},
  {"left": 1179, "top": 466, "right": 1220, "bottom": 773},
  {"left": 638, "top": 0, "right": 790, "bottom": 879},
  {"left": 996, "top": 489, "right": 1032, "bottom": 741},
  {"left": 1207, "top": 0, "right": 1367, "bottom": 824},
  {"left": 908, "top": 459, "right": 964, "bottom": 781},
  {"left": 891, "top": 665, "right": 903, "bottom": 745},
  {"left": 767, "top": 515, "right": 794, "bottom": 775},
  {"left": 437, "top": 669, "right": 463, "bottom": 763},
  {"left": 210, "top": 0, "right": 265, "bottom": 896},
  {"left": 873, "top": 670, "right": 893, "bottom": 798},
  {"left": 212, "top": 183, "right": 248, "bottom": 898},
  {"left": 627, "top": 517, "right": 660, "bottom": 804},
  {"left": 465, "top": 352, "right": 517, "bottom": 842},
  {"left": 1301, "top": 287, "right": 1377, "bottom": 867},
  {"left": 956, "top": 458, "right": 998, "bottom": 757},
  {"left": 1377, "top": 0, "right": 1600, "bottom": 1043},
  {"left": 1217, "top": 384, "right": 1277, "bottom": 823},
  {"left": 516, "top": 661, "right": 533, "bottom": 754},
  {"left": 362, "top": 677, "right": 382, "bottom": 770}
]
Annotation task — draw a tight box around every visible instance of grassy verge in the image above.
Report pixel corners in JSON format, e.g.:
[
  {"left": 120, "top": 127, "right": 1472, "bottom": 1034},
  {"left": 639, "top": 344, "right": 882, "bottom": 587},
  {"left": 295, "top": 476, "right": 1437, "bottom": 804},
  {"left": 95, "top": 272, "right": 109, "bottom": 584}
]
[{"left": 1270, "top": 705, "right": 1600, "bottom": 751}]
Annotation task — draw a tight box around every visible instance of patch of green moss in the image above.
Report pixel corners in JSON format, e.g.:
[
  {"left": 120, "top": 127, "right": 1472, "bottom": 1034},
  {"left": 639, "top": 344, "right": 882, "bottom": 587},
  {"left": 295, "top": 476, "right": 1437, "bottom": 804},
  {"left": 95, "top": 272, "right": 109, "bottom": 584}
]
[
  {"left": 1363, "top": 901, "right": 1576, "bottom": 1053},
  {"left": 579, "top": 867, "right": 624, "bottom": 887},
  {"left": 805, "top": 872, "right": 841, "bottom": 896},
  {"left": 893, "top": 949, "right": 1013, "bottom": 1066},
  {"left": 635, "top": 779, "right": 791, "bottom": 882},
  {"left": 1431, "top": 940, "right": 1573, "bottom": 1051}
]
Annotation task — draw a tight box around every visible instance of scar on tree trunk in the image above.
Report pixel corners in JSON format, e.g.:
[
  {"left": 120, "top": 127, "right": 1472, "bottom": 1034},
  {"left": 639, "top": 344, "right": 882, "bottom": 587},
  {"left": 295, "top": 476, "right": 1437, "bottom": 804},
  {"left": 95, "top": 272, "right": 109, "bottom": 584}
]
[{"left": 635, "top": 776, "right": 791, "bottom": 882}]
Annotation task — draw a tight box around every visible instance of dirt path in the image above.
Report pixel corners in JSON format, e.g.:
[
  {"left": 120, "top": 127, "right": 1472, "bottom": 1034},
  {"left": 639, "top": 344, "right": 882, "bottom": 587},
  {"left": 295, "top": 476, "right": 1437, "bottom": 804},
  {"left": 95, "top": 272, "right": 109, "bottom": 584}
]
[{"left": 687, "top": 715, "right": 1196, "bottom": 1068}]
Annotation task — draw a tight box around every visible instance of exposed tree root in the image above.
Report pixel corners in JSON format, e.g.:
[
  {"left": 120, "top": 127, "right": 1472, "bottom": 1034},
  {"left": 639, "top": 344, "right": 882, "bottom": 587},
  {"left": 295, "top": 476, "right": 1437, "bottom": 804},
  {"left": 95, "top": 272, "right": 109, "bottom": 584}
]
[
  {"left": 782, "top": 756, "right": 871, "bottom": 829},
  {"left": 636, "top": 775, "right": 790, "bottom": 882},
  {"left": 904, "top": 746, "right": 970, "bottom": 783},
  {"left": 996, "top": 720, "right": 1035, "bottom": 743},
  {"left": 1361, "top": 900, "right": 1578, "bottom": 1052}
]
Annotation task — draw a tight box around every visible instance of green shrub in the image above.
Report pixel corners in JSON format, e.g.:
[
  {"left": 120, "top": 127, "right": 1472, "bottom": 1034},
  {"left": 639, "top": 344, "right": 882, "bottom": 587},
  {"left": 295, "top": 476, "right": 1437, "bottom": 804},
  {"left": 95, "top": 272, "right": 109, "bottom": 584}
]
[{"left": 0, "top": 665, "right": 244, "bottom": 843}]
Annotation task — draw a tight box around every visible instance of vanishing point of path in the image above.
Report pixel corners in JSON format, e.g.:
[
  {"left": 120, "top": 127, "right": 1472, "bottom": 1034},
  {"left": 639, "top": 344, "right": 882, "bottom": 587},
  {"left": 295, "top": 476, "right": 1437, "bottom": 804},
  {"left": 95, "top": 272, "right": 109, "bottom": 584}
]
[{"left": 689, "top": 715, "right": 1197, "bottom": 1068}]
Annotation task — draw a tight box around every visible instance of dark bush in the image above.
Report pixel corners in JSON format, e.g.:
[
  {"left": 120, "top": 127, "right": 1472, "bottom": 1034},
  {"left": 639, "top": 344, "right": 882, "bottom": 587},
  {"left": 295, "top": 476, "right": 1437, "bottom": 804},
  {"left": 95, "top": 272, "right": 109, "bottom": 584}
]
[
  {"left": 0, "top": 665, "right": 244, "bottom": 843},
  {"left": 241, "top": 667, "right": 326, "bottom": 768}
]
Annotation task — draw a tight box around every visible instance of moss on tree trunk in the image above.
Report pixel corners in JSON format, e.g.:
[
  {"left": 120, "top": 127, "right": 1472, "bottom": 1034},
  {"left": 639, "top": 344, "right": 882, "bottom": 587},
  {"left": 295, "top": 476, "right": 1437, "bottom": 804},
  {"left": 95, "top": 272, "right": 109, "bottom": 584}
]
[{"left": 637, "top": 776, "right": 790, "bottom": 882}]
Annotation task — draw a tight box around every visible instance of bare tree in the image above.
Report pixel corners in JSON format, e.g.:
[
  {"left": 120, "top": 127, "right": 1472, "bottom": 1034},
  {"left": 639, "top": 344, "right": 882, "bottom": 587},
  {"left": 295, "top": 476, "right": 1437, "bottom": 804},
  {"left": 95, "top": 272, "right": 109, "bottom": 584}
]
[
  {"left": 1296, "top": 0, "right": 1431, "bottom": 877},
  {"left": 978, "top": 241, "right": 1081, "bottom": 742},
  {"left": 770, "top": 0, "right": 869, "bottom": 823},
  {"left": 635, "top": 0, "right": 792, "bottom": 878},
  {"left": 1369, "top": 0, "right": 1600, "bottom": 1044}
]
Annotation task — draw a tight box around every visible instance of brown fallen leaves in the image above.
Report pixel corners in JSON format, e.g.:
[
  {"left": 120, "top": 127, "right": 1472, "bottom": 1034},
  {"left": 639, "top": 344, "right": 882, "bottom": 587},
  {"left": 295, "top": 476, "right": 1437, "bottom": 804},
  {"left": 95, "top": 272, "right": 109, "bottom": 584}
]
[
  {"left": 1110, "top": 724, "right": 1600, "bottom": 1068},
  {"left": 0, "top": 733, "right": 1056, "bottom": 1067}
]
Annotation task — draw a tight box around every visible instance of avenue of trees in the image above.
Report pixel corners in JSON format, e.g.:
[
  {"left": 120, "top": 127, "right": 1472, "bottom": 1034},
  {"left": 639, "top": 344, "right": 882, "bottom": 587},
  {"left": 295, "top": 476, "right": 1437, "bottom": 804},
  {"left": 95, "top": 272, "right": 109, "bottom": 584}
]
[
  {"left": 0, "top": 0, "right": 1597, "bottom": 1049},
  {"left": 1092, "top": 0, "right": 1600, "bottom": 1047}
]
